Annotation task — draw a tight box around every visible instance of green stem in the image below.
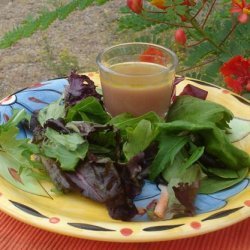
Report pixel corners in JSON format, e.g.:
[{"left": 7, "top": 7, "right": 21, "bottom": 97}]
[
  {"left": 142, "top": 13, "right": 193, "bottom": 28},
  {"left": 177, "top": 58, "right": 216, "bottom": 73},
  {"left": 186, "top": 38, "right": 207, "bottom": 48},
  {"left": 191, "top": 0, "right": 207, "bottom": 20},
  {"left": 219, "top": 21, "right": 239, "bottom": 46},
  {"left": 144, "top": 4, "right": 179, "bottom": 14},
  {"left": 145, "top": 10, "right": 168, "bottom": 14},
  {"left": 201, "top": 0, "right": 217, "bottom": 28},
  {"left": 189, "top": 18, "right": 226, "bottom": 53}
]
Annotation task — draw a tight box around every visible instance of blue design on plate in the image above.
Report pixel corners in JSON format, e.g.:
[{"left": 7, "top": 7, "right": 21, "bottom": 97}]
[
  {"left": 133, "top": 178, "right": 249, "bottom": 221},
  {"left": 0, "top": 78, "right": 68, "bottom": 138},
  {"left": 0, "top": 78, "right": 249, "bottom": 222},
  {"left": 133, "top": 180, "right": 161, "bottom": 221}
]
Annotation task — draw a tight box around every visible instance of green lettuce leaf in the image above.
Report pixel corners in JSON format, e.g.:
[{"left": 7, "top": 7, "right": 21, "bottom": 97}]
[
  {"left": 0, "top": 109, "right": 50, "bottom": 197},
  {"left": 110, "top": 111, "right": 163, "bottom": 130},
  {"left": 110, "top": 112, "right": 163, "bottom": 161},
  {"left": 162, "top": 146, "right": 202, "bottom": 219},
  {"left": 149, "top": 145, "right": 202, "bottom": 220},
  {"left": 66, "top": 96, "right": 111, "bottom": 124},
  {"left": 167, "top": 95, "right": 233, "bottom": 129},
  {"left": 149, "top": 134, "right": 189, "bottom": 180},
  {"left": 38, "top": 97, "right": 65, "bottom": 126},
  {"left": 227, "top": 118, "right": 250, "bottom": 142},
  {"left": 123, "top": 119, "right": 159, "bottom": 160},
  {"left": 45, "top": 127, "right": 85, "bottom": 151},
  {"left": 43, "top": 142, "right": 88, "bottom": 171},
  {"left": 42, "top": 128, "right": 88, "bottom": 171},
  {"left": 156, "top": 95, "right": 250, "bottom": 194},
  {"left": 161, "top": 96, "right": 250, "bottom": 170},
  {"left": 199, "top": 167, "right": 249, "bottom": 193}
]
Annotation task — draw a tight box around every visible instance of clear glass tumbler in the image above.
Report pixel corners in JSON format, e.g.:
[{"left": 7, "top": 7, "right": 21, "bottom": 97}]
[{"left": 96, "top": 42, "right": 178, "bottom": 117}]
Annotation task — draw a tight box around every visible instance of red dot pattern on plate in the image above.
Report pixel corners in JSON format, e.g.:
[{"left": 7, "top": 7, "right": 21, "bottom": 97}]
[
  {"left": 30, "top": 83, "right": 43, "bottom": 88},
  {"left": 190, "top": 221, "right": 201, "bottom": 229},
  {"left": 0, "top": 96, "right": 12, "bottom": 104},
  {"left": 222, "top": 89, "right": 230, "bottom": 94},
  {"left": 120, "top": 228, "right": 133, "bottom": 236},
  {"left": 3, "top": 114, "right": 10, "bottom": 122},
  {"left": 49, "top": 217, "right": 60, "bottom": 224},
  {"left": 0, "top": 95, "right": 16, "bottom": 105},
  {"left": 8, "top": 168, "right": 23, "bottom": 184},
  {"left": 244, "top": 200, "right": 250, "bottom": 207}
]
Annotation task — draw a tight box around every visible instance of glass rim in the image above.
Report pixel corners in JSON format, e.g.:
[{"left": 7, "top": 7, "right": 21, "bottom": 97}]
[{"left": 96, "top": 42, "right": 178, "bottom": 78}]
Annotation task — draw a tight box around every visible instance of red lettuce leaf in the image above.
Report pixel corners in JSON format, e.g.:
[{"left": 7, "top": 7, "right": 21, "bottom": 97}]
[
  {"left": 44, "top": 118, "right": 70, "bottom": 134},
  {"left": 65, "top": 72, "right": 102, "bottom": 106},
  {"left": 64, "top": 153, "right": 148, "bottom": 221},
  {"left": 173, "top": 76, "right": 185, "bottom": 87},
  {"left": 40, "top": 156, "right": 72, "bottom": 193},
  {"left": 172, "top": 83, "right": 208, "bottom": 103},
  {"left": 65, "top": 155, "right": 124, "bottom": 202},
  {"left": 68, "top": 121, "right": 114, "bottom": 138},
  {"left": 178, "top": 84, "right": 208, "bottom": 100},
  {"left": 172, "top": 180, "right": 199, "bottom": 216},
  {"left": 117, "top": 152, "right": 146, "bottom": 199}
]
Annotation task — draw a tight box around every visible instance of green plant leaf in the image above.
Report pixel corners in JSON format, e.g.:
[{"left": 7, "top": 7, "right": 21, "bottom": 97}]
[
  {"left": 203, "top": 61, "right": 222, "bottom": 79},
  {"left": 45, "top": 128, "right": 85, "bottom": 151},
  {"left": 43, "top": 141, "right": 88, "bottom": 171},
  {"left": 118, "top": 14, "right": 152, "bottom": 31},
  {"left": 202, "top": 165, "right": 246, "bottom": 179},
  {"left": 185, "top": 42, "right": 214, "bottom": 67},
  {"left": 167, "top": 95, "right": 233, "bottom": 129},
  {"left": 38, "top": 98, "right": 65, "bottom": 125},
  {"left": 162, "top": 96, "right": 250, "bottom": 170},
  {"left": 182, "top": 146, "right": 204, "bottom": 169},
  {"left": 0, "top": 110, "right": 49, "bottom": 196},
  {"left": 0, "top": 152, "right": 50, "bottom": 197},
  {"left": 219, "top": 52, "right": 233, "bottom": 62},
  {"left": 123, "top": 119, "right": 159, "bottom": 160},
  {"left": 199, "top": 167, "right": 248, "bottom": 194},
  {"left": 110, "top": 111, "right": 163, "bottom": 130},
  {"left": 95, "top": 0, "right": 110, "bottom": 5},
  {"left": 0, "top": 0, "right": 96, "bottom": 49},
  {"left": 66, "top": 97, "right": 111, "bottom": 124},
  {"left": 175, "top": 5, "right": 187, "bottom": 15},
  {"left": 149, "top": 134, "right": 189, "bottom": 180},
  {"left": 227, "top": 118, "right": 250, "bottom": 143}
]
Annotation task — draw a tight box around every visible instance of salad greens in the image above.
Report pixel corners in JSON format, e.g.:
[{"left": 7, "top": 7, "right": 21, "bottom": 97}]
[
  {"left": 43, "top": 128, "right": 89, "bottom": 171},
  {"left": 0, "top": 72, "right": 249, "bottom": 221},
  {"left": 123, "top": 119, "right": 158, "bottom": 161},
  {"left": 66, "top": 96, "right": 111, "bottom": 124},
  {"left": 165, "top": 96, "right": 249, "bottom": 170},
  {"left": 38, "top": 98, "right": 65, "bottom": 126},
  {"left": 0, "top": 110, "right": 50, "bottom": 196}
]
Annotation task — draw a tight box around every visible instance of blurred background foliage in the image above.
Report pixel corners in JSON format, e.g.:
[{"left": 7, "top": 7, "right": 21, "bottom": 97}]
[{"left": 0, "top": 0, "right": 249, "bottom": 97}]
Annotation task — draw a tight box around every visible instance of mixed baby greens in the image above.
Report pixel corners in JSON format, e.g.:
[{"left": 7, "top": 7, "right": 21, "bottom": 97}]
[{"left": 1, "top": 72, "right": 249, "bottom": 221}]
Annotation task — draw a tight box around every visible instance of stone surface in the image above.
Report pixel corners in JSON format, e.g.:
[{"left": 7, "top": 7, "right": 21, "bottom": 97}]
[{"left": 0, "top": 0, "right": 126, "bottom": 98}]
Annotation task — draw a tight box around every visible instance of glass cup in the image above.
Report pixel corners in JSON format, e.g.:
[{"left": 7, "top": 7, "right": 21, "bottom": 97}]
[{"left": 96, "top": 42, "right": 178, "bottom": 117}]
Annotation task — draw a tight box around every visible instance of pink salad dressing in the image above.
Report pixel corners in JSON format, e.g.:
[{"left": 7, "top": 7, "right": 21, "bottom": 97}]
[{"left": 100, "top": 62, "right": 175, "bottom": 117}]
